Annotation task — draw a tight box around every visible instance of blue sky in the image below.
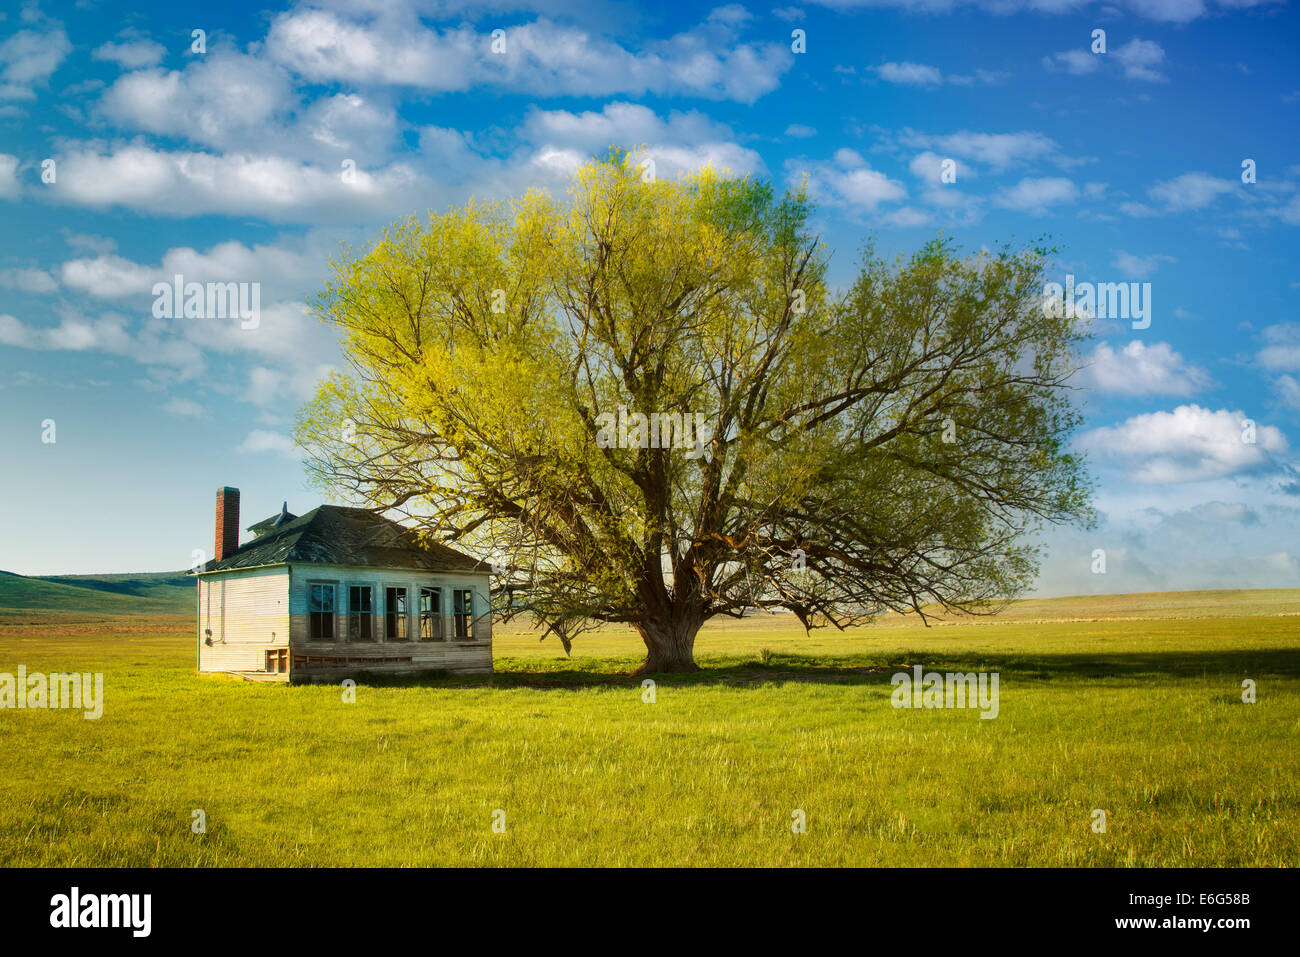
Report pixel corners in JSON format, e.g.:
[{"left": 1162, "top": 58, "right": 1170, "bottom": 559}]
[{"left": 0, "top": 0, "right": 1297, "bottom": 597}]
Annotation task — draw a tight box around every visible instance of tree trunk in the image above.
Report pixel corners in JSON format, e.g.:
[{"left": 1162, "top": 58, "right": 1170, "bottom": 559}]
[{"left": 633, "top": 615, "right": 703, "bottom": 674}]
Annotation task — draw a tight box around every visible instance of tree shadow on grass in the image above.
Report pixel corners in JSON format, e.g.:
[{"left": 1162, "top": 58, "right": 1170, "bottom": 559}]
[{"left": 346, "top": 646, "right": 1300, "bottom": 692}]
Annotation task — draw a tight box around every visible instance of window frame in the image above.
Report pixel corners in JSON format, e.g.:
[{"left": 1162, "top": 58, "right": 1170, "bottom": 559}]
[
  {"left": 418, "top": 586, "right": 443, "bottom": 641},
  {"left": 348, "top": 583, "right": 375, "bottom": 642},
  {"left": 453, "top": 588, "right": 473, "bottom": 640},
  {"left": 384, "top": 585, "right": 409, "bottom": 642},
  {"left": 308, "top": 581, "right": 338, "bottom": 642}
]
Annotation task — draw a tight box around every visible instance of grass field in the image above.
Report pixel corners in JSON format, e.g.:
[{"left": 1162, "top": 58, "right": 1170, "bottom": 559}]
[{"left": 1, "top": 590, "right": 1297, "bottom": 867}]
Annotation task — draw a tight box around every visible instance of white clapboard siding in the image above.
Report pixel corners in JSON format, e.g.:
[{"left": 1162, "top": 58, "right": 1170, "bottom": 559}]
[{"left": 196, "top": 566, "right": 290, "bottom": 675}]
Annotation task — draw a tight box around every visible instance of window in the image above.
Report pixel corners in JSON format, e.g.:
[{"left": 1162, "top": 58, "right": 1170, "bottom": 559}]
[
  {"left": 385, "top": 587, "right": 408, "bottom": 641},
  {"left": 453, "top": 589, "right": 473, "bottom": 640},
  {"left": 265, "top": 649, "right": 288, "bottom": 673},
  {"left": 419, "top": 587, "right": 442, "bottom": 641},
  {"left": 349, "top": 585, "right": 374, "bottom": 641},
  {"left": 309, "top": 583, "right": 335, "bottom": 640}
]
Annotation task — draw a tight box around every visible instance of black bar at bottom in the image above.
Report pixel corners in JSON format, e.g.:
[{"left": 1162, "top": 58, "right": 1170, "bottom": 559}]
[{"left": 0, "top": 866, "right": 1287, "bottom": 944}]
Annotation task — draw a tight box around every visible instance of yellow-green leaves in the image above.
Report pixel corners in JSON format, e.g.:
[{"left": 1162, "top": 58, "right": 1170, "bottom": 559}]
[{"left": 294, "top": 152, "right": 1091, "bottom": 670}]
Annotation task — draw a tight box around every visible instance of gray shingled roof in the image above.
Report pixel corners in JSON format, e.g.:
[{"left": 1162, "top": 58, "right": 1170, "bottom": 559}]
[
  {"left": 247, "top": 502, "right": 296, "bottom": 533},
  {"left": 199, "top": 505, "right": 487, "bottom": 574}
]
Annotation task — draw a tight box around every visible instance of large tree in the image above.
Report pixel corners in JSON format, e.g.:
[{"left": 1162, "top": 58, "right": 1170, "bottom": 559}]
[{"left": 295, "top": 151, "right": 1093, "bottom": 673}]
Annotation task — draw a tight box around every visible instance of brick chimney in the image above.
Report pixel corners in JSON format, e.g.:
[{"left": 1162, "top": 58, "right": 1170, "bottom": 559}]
[{"left": 215, "top": 487, "right": 240, "bottom": 561}]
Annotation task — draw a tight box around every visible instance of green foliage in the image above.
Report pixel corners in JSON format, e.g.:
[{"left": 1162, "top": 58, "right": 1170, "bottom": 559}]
[{"left": 294, "top": 153, "right": 1094, "bottom": 664}]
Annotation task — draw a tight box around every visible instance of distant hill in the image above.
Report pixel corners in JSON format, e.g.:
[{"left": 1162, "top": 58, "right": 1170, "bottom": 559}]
[
  {"left": 0, "top": 570, "right": 193, "bottom": 617},
  {"left": 4, "top": 569, "right": 1298, "bottom": 624}
]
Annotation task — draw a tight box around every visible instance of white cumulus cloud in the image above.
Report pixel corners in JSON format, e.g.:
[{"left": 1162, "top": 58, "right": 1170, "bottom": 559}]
[
  {"left": 236, "top": 429, "right": 300, "bottom": 457},
  {"left": 1083, "top": 404, "right": 1288, "bottom": 483},
  {"left": 874, "top": 61, "right": 943, "bottom": 86},
  {"left": 265, "top": 9, "right": 792, "bottom": 103},
  {"left": 787, "top": 148, "right": 907, "bottom": 214},
  {"left": 1079, "top": 341, "right": 1213, "bottom": 396},
  {"left": 993, "top": 176, "right": 1078, "bottom": 214}
]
